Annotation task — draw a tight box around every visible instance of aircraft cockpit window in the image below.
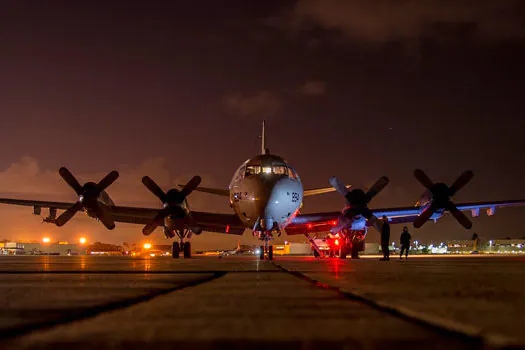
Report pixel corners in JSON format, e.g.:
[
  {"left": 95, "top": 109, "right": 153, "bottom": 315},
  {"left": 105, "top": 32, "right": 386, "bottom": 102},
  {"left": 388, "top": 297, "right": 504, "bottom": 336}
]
[
  {"left": 245, "top": 166, "right": 261, "bottom": 176},
  {"left": 273, "top": 166, "right": 288, "bottom": 175},
  {"left": 288, "top": 167, "right": 298, "bottom": 179}
]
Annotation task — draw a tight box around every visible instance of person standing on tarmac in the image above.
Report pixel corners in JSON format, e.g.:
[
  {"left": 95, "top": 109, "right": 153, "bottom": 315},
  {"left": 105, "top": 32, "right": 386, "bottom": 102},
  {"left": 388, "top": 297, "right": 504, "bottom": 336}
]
[
  {"left": 379, "top": 216, "right": 390, "bottom": 261},
  {"left": 400, "top": 226, "right": 412, "bottom": 259}
]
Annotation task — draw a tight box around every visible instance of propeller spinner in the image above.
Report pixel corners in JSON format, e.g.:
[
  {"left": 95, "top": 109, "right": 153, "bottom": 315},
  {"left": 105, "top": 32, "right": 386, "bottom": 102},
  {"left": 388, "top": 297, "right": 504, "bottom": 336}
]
[
  {"left": 329, "top": 176, "right": 389, "bottom": 232},
  {"left": 413, "top": 169, "right": 474, "bottom": 229},
  {"left": 141, "top": 176, "right": 201, "bottom": 235},
  {"left": 55, "top": 167, "right": 119, "bottom": 229}
]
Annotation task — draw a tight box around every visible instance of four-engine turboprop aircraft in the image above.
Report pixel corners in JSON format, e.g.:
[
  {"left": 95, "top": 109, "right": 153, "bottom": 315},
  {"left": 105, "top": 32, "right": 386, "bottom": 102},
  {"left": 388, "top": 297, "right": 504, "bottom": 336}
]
[{"left": 1, "top": 121, "right": 525, "bottom": 260}]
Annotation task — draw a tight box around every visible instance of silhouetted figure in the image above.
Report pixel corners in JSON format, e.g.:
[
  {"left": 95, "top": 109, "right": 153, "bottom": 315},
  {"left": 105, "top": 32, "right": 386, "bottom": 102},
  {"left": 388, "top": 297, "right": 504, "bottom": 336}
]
[
  {"left": 400, "top": 226, "right": 411, "bottom": 259},
  {"left": 380, "top": 216, "right": 390, "bottom": 261}
]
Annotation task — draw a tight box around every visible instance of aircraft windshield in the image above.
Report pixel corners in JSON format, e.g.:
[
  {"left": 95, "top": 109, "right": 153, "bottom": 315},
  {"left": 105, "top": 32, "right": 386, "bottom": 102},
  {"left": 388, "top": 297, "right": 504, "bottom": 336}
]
[{"left": 245, "top": 165, "right": 290, "bottom": 177}]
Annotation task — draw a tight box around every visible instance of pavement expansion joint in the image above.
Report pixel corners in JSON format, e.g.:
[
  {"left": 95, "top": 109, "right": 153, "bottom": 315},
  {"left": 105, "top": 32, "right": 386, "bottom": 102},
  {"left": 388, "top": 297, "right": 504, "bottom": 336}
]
[
  {"left": 270, "top": 261, "right": 519, "bottom": 349},
  {"left": 0, "top": 271, "right": 228, "bottom": 342}
]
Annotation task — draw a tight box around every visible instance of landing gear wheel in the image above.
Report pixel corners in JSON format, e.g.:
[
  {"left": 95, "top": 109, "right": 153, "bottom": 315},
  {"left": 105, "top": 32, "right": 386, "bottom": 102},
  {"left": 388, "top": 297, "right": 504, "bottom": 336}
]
[
  {"left": 351, "top": 243, "right": 359, "bottom": 259},
  {"left": 172, "top": 242, "right": 180, "bottom": 259},
  {"left": 339, "top": 245, "right": 347, "bottom": 259},
  {"left": 268, "top": 245, "right": 273, "bottom": 260},
  {"left": 183, "top": 242, "right": 191, "bottom": 259},
  {"left": 258, "top": 245, "right": 264, "bottom": 260}
]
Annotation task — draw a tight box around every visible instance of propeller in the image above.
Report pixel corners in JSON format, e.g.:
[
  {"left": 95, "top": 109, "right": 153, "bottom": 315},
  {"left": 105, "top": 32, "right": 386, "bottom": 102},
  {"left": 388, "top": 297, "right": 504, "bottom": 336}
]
[
  {"left": 141, "top": 175, "right": 201, "bottom": 235},
  {"left": 413, "top": 169, "right": 474, "bottom": 229},
  {"left": 55, "top": 167, "right": 119, "bottom": 229},
  {"left": 329, "top": 176, "right": 389, "bottom": 232}
]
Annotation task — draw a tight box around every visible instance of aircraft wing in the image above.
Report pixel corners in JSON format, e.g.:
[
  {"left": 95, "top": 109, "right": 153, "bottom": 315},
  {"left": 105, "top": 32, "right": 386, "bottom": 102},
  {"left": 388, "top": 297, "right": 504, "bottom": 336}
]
[
  {"left": 89, "top": 206, "right": 246, "bottom": 235},
  {"left": 0, "top": 198, "right": 73, "bottom": 210},
  {"left": 285, "top": 199, "right": 525, "bottom": 235},
  {"left": 0, "top": 198, "right": 245, "bottom": 235}
]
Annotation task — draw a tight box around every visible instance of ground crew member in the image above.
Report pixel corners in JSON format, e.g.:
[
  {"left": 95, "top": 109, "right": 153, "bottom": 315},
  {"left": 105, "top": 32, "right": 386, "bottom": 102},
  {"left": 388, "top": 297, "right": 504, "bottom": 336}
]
[
  {"left": 400, "top": 226, "right": 411, "bottom": 259},
  {"left": 380, "top": 215, "right": 390, "bottom": 261}
]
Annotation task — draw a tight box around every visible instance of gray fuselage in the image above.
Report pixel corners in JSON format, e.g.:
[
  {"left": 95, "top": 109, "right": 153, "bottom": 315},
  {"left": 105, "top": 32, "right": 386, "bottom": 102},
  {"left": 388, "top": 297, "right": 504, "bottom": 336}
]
[{"left": 229, "top": 154, "right": 303, "bottom": 232}]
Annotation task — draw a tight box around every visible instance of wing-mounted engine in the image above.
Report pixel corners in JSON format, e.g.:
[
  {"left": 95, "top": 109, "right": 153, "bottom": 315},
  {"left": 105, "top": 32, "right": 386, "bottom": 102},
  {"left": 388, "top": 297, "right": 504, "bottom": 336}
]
[
  {"left": 329, "top": 175, "right": 389, "bottom": 233},
  {"left": 33, "top": 206, "right": 58, "bottom": 224},
  {"left": 141, "top": 175, "right": 202, "bottom": 236},
  {"left": 413, "top": 169, "right": 474, "bottom": 229},
  {"left": 55, "top": 167, "right": 119, "bottom": 229}
]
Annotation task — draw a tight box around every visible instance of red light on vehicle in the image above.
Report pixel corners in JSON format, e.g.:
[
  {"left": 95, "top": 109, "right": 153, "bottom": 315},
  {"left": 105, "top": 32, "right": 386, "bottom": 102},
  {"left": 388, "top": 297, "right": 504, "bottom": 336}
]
[
  {"left": 226, "top": 225, "right": 230, "bottom": 233},
  {"left": 331, "top": 220, "right": 337, "bottom": 226},
  {"left": 307, "top": 224, "right": 312, "bottom": 229},
  {"left": 334, "top": 239, "right": 340, "bottom": 246}
]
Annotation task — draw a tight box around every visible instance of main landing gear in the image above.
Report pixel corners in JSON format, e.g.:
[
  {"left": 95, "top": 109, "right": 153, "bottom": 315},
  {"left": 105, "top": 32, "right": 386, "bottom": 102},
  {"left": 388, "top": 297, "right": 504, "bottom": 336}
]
[{"left": 166, "top": 227, "right": 193, "bottom": 259}]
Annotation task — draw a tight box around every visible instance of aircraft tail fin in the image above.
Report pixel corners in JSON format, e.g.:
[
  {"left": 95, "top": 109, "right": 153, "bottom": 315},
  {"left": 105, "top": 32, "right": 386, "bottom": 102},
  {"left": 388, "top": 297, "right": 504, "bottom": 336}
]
[{"left": 178, "top": 185, "right": 229, "bottom": 196}]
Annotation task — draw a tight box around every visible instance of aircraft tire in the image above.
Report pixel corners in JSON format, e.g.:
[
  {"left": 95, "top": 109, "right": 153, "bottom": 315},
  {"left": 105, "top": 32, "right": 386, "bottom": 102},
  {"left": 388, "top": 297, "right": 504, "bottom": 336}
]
[
  {"left": 268, "top": 245, "right": 273, "bottom": 260},
  {"left": 258, "top": 245, "right": 264, "bottom": 260},
  {"left": 351, "top": 243, "right": 359, "bottom": 259},
  {"left": 339, "top": 245, "right": 347, "bottom": 259},
  {"left": 172, "top": 242, "right": 180, "bottom": 259},
  {"left": 183, "top": 242, "right": 191, "bottom": 259}
]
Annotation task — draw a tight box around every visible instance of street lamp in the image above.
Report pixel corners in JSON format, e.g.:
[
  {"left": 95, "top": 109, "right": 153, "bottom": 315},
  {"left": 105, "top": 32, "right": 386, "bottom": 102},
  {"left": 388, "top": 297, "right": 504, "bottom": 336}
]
[
  {"left": 42, "top": 237, "right": 51, "bottom": 244},
  {"left": 79, "top": 237, "right": 87, "bottom": 245}
]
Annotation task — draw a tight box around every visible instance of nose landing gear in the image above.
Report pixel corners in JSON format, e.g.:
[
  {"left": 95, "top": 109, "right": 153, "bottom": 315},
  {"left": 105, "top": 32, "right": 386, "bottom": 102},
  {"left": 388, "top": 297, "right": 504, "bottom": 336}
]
[{"left": 255, "top": 231, "right": 275, "bottom": 260}]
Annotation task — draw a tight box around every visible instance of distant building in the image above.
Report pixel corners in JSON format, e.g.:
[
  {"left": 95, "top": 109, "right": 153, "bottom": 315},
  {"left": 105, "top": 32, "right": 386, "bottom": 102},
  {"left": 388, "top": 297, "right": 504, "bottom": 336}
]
[{"left": 87, "top": 242, "right": 123, "bottom": 256}]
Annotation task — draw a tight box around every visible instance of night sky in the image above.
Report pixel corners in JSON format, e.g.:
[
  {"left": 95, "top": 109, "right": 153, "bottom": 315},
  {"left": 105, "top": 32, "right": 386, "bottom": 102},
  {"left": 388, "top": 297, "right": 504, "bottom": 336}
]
[{"left": 1, "top": 1, "right": 524, "bottom": 248}]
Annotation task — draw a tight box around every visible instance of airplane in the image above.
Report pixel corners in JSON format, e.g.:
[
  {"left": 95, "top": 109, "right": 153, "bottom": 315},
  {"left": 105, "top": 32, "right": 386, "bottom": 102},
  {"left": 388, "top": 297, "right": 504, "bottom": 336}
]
[{"left": 1, "top": 121, "right": 524, "bottom": 260}]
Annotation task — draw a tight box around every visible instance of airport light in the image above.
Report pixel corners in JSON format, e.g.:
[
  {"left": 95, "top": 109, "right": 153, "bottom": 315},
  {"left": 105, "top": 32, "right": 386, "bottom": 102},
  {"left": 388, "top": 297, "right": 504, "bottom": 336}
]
[
  {"left": 42, "top": 237, "right": 51, "bottom": 244},
  {"left": 143, "top": 243, "right": 152, "bottom": 250},
  {"left": 79, "top": 237, "right": 87, "bottom": 245},
  {"left": 263, "top": 167, "right": 272, "bottom": 174}
]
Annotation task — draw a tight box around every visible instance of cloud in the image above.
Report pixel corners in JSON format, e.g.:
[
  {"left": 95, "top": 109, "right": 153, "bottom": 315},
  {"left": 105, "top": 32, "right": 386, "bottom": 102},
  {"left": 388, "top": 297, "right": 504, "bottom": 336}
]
[
  {"left": 222, "top": 91, "right": 281, "bottom": 118},
  {"left": 298, "top": 80, "right": 327, "bottom": 96},
  {"left": 282, "top": 0, "right": 525, "bottom": 44}
]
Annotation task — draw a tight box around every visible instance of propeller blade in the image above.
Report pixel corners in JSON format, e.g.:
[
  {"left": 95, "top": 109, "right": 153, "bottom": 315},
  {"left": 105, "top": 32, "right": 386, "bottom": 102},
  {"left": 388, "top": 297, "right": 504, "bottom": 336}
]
[
  {"left": 366, "top": 176, "right": 389, "bottom": 201},
  {"left": 59, "top": 167, "right": 83, "bottom": 195},
  {"left": 449, "top": 171, "right": 474, "bottom": 196},
  {"left": 142, "top": 210, "right": 168, "bottom": 235},
  {"left": 414, "top": 169, "right": 434, "bottom": 190},
  {"left": 92, "top": 203, "right": 116, "bottom": 230},
  {"left": 97, "top": 170, "right": 119, "bottom": 192},
  {"left": 446, "top": 202, "right": 473, "bottom": 229},
  {"left": 329, "top": 176, "right": 350, "bottom": 197},
  {"left": 180, "top": 176, "right": 202, "bottom": 197},
  {"left": 55, "top": 202, "right": 83, "bottom": 227},
  {"left": 413, "top": 205, "right": 436, "bottom": 228},
  {"left": 142, "top": 176, "right": 167, "bottom": 202}
]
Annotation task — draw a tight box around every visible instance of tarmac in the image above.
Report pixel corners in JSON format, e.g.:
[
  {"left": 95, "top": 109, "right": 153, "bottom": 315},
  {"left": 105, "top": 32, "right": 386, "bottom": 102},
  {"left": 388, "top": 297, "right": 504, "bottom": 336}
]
[{"left": 0, "top": 254, "right": 523, "bottom": 349}]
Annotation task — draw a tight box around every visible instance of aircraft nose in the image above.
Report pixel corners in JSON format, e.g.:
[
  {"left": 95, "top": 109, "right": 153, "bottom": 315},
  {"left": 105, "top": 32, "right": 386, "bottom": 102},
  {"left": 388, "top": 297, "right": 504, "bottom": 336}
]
[{"left": 263, "top": 178, "right": 301, "bottom": 227}]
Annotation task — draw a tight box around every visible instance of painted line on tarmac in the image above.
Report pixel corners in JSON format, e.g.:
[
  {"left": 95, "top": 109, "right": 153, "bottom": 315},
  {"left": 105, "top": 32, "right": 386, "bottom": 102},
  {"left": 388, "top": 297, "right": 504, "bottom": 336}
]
[
  {"left": 0, "top": 270, "right": 281, "bottom": 274},
  {"left": 0, "top": 271, "right": 227, "bottom": 341},
  {"left": 272, "top": 262, "right": 522, "bottom": 349}
]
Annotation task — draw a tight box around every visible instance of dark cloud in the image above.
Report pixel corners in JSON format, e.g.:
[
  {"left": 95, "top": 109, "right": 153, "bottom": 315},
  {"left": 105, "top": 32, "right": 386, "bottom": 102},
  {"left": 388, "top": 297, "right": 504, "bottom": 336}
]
[
  {"left": 222, "top": 91, "right": 281, "bottom": 119},
  {"left": 283, "top": 0, "right": 525, "bottom": 44},
  {"left": 298, "top": 80, "right": 327, "bottom": 96}
]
